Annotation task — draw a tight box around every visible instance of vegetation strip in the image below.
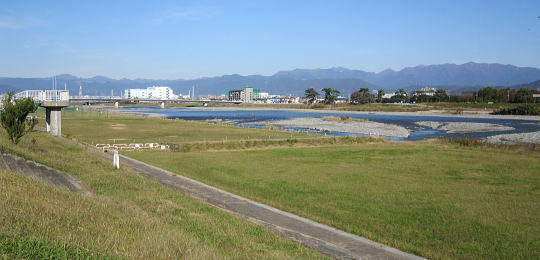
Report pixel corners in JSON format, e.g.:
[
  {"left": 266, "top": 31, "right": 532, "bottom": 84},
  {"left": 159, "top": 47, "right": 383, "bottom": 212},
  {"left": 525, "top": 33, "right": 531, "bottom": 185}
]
[{"left": 116, "top": 152, "right": 423, "bottom": 260}]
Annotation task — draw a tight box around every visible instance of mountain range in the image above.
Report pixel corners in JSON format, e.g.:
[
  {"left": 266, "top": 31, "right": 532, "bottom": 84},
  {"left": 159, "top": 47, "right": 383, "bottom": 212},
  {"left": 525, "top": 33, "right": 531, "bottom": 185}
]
[{"left": 1, "top": 62, "right": 540, "bottom": 96}]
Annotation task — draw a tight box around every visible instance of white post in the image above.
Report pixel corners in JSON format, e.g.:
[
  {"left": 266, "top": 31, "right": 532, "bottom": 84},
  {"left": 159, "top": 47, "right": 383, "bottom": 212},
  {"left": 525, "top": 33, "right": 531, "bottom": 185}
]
[
  {"left": 114, "top": 101, "right": 119, "bottom": 108},
  {"left": 160, "top": 102, "right": 165, "bottom": 108},
  {"left": 113, "top": 150, "right": 120, "bottom": 169}
]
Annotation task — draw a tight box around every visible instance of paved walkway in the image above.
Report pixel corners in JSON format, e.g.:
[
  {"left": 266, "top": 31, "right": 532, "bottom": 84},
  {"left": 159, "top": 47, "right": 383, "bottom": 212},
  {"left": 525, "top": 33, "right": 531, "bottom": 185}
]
[{"left": 118, "top": 154, "right": 424, "bottom": 260}]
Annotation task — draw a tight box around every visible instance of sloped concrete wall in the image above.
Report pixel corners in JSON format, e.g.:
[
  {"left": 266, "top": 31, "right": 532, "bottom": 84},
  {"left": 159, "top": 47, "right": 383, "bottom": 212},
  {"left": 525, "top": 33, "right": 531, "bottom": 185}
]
[{"left": 0, "top": 152, "right": 92, "bottom": 196}]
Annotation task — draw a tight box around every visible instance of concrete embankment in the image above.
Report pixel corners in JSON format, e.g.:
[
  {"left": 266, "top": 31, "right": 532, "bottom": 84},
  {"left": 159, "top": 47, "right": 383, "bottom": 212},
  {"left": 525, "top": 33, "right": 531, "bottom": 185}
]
[{"left": 0, "top": 152, "right": 93, "bottom": 196}]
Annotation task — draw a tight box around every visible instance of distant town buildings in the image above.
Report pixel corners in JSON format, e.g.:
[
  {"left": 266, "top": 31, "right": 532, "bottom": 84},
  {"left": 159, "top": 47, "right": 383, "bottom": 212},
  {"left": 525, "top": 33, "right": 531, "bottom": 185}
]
[{"left": 124, "top": 86, "right": 175, "bottom": 100}]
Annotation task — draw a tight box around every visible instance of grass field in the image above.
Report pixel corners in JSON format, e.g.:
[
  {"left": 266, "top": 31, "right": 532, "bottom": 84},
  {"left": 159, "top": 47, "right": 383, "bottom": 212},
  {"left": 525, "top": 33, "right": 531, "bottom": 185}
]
[
  {"left": 60, "top": 108, "right": 314, "bottom": 144},
  {"left": 124, "top": 141, "right": 540, "bottom": 259},
  {"left": 0, "top": 130, "right": 325, "bottom": 259}
]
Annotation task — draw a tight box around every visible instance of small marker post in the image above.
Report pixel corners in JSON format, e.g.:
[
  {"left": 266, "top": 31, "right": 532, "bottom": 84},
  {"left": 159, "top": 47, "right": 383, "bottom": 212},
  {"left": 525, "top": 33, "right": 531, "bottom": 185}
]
[{"left": 113, "top": 150, "right": 120, "bottom": 169}]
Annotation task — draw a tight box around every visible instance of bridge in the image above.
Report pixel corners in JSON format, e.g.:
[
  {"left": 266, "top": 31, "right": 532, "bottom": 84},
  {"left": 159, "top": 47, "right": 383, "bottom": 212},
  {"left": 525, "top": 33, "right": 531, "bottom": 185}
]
[
  {"left": 11, "top": 90, "right": 241, "bottom": 137},
  {"left": 14, "top": 90, "right": 70, "bottom": 136},
  {"left": 69, "top": 95, "right": 239, "bottom": 108}
]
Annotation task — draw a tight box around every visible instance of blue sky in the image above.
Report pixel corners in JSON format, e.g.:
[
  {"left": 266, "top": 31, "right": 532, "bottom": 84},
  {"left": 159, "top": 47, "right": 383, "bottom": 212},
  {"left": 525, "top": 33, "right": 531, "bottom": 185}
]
[{"left": 1, "top": 0, "right": 539, "bottom": 79}]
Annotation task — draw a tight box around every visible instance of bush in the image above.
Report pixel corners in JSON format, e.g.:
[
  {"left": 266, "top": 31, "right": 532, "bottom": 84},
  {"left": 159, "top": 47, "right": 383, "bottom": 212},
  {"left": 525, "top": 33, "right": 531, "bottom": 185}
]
[
  {"left": 492, "top": 104, "right": 540, "bottom": 115},
  {"left": 0, "top": 92, "right": 39, "bottom": 144}
]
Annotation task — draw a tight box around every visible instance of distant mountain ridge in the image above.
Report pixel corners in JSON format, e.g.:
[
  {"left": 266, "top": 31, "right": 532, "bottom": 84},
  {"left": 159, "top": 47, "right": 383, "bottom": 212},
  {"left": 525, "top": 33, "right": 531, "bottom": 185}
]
[
  {"left": 1, "top": 62, "right": 539, "bottom": 96},
  {"left": 272, "top": 62, "right": 540, "bottom": 87}
]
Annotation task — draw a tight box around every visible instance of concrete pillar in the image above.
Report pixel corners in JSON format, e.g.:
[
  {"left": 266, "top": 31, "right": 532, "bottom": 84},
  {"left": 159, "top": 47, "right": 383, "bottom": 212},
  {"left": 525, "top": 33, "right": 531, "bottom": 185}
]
[
  {"left": 45, "top": 108, "right": 51, "bottom": 132},
  {"left": 160, "top": 102, "right": 165, "bottom": 108},
  {"left": 114, "top": 101, "right": 119, "bottom": 108},
  {"left": 45, "top": 107, "right": 62, "bottom": 136}
]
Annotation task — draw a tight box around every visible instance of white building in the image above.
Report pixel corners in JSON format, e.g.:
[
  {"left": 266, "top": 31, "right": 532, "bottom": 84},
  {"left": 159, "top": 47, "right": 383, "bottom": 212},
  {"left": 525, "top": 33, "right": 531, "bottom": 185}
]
[
  {"left": 415, "top": 87, "right": 437, "bottom": 96},
  {"left": 228, "top": 87, "right": 254, "bottom": 103},
  {"left": 256, "top": 92, "right": 269, "bottom": 99},
  {"left": 382, "top": 93, "right": 396, "bottom": 99},
  {"left": 124, "top": 86, "right": 175, "bottom": 100}
]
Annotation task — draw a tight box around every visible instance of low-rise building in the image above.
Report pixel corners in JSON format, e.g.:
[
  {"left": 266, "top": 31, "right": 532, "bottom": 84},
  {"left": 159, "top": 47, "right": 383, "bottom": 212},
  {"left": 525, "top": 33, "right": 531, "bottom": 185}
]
[
  {"left": 125, "top": 86, "right": 175, "bottom": 99},
  {"left": 382, "top": 93, "right": 396, "bottom": 99},
  {"left": 414, "top": 87, "right": 437, "bottom": 96},
  {"left": 228, "top": 87, "right": 255, "bottom": 103}
]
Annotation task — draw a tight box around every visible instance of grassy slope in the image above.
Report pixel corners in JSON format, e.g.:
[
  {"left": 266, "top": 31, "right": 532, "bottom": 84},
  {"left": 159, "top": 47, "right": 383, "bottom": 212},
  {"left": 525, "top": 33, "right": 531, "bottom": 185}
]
[
  {"left": 0, "top": 131, "right": 324, "bottom": 259},
  {"left": 61, "top": 109, "right": 313, "bottom": 144},
  {"left": 125, "top": 142, "right": 540, "bottom": 259}
]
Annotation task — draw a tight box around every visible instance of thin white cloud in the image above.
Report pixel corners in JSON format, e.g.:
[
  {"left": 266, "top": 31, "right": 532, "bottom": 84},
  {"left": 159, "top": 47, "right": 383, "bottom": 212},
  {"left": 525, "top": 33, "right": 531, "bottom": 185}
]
[
  {"left": 152, "top": 7, "right": 214, "bottom": 24},
  {"left": 0, "top": 20, "right": 18, "bottom": 29}
]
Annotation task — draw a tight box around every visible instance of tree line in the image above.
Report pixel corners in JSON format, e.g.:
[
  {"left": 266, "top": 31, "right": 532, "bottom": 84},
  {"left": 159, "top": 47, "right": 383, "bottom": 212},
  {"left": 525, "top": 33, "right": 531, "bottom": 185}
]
[{"left": 304, "top": 87, "right": 539, "bottom": 104}]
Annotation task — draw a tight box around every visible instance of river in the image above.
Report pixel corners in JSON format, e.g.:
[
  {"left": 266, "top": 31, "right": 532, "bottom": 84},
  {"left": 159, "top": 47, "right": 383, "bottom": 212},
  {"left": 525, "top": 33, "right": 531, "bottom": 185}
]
[{"left": 121, "top": 106, "right": 540, "bottom": 141}]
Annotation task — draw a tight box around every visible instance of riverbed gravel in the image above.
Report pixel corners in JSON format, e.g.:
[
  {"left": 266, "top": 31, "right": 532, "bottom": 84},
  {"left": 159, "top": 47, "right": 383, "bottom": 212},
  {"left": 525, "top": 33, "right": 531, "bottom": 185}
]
[
  {"left": 486, "top": 131, "right": 540, "bottom": 144},
  {"left": 415, "top": 121, "right": 514, "bottom": 133},
  {"left": 261, "top": 117, "right": 410, "bottom": 137}
]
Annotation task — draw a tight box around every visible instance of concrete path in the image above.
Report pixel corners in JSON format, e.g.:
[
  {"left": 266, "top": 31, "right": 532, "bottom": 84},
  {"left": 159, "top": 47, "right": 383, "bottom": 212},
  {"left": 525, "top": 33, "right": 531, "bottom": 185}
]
[{"left": 117, "top": 154, "right": 424, "bottom": 260}]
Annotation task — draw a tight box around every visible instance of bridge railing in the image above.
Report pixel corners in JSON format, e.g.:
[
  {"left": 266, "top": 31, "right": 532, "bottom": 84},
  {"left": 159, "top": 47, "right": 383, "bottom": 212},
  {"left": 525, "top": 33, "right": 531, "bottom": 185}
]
[{"left": 15, "top": 90, "right": 70, "bottom": 102}]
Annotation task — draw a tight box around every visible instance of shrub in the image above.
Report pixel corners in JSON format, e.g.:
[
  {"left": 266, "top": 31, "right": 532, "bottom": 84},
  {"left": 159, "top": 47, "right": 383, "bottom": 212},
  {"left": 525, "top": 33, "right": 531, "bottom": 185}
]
[
  {"left": 492, "top": 104, "right": 540, "bottom": 115},
  {"left": 0, "top": 92, "right": 39, "bottom": 144}
]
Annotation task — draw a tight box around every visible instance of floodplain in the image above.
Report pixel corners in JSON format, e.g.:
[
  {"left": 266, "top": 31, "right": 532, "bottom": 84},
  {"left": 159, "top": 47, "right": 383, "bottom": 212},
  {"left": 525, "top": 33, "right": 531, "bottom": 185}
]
[{"left": 58, "top": 108, "right": 540, "bottom": 259}]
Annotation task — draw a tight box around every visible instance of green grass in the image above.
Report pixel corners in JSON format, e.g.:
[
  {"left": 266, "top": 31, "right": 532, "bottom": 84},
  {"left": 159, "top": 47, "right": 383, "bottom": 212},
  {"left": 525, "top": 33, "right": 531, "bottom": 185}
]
[
  {"left": 0, "top": 131, "right": 325, "bottom": 259},
  {"left": 60, "top": 108, "right": 314, "bottom": 144},
  {"left": 0, "top": 234, "right": 114, "bottom": 259},
  {"left": 166, "top": 136, "right": 383, "bottom": 152},
  {"left": 124, "top": 141, "right": 540, "bottom": 259}
]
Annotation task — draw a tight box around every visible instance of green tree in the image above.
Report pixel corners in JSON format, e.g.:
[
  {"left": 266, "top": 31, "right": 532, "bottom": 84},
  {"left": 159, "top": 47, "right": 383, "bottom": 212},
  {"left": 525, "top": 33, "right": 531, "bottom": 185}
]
[
  {"left": 0, "top": 92, "right": 39, "bottom": 144},
  {"left": 515, "top": 88, "right": 534, "bottom": 103},
  {"left": 350, "top": 88, "right": 374, "bottom": 103},
  {"left": 304, "top": 88, "right": 319, "bottom": 104},
  {"left": 433, "top": 89, "right": 449, "bottom": 102},
  {"left": 377, "top": 89, "right": 385, "bottom": 103},
  {"left": 390, "top": 89, "right": 409, "bottom": 103},
  {"left": 321, "top": 88, "right": 341, "bottom": 104}
]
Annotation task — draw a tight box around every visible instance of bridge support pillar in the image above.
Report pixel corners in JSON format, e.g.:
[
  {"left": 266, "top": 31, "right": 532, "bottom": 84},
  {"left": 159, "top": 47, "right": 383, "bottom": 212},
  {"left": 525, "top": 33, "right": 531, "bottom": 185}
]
[
  {"left": 41, "top": 100, "right": 69, "bottom": 137},
  {"left": 160, "top": 102, "right": 165, "bottom": 109},
  {"left": 115, "top": 101, "right": 119, "bottom": 108},
  {"left": 45, "top": 107, "right": 62, "bottom": 136}
]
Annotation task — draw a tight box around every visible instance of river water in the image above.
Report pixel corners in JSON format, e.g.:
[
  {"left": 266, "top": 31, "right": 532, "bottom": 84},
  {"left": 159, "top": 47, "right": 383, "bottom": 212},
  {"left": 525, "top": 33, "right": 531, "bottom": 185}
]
[{"left": 121, "top": 106, "right": 540, "bottom": 141}]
